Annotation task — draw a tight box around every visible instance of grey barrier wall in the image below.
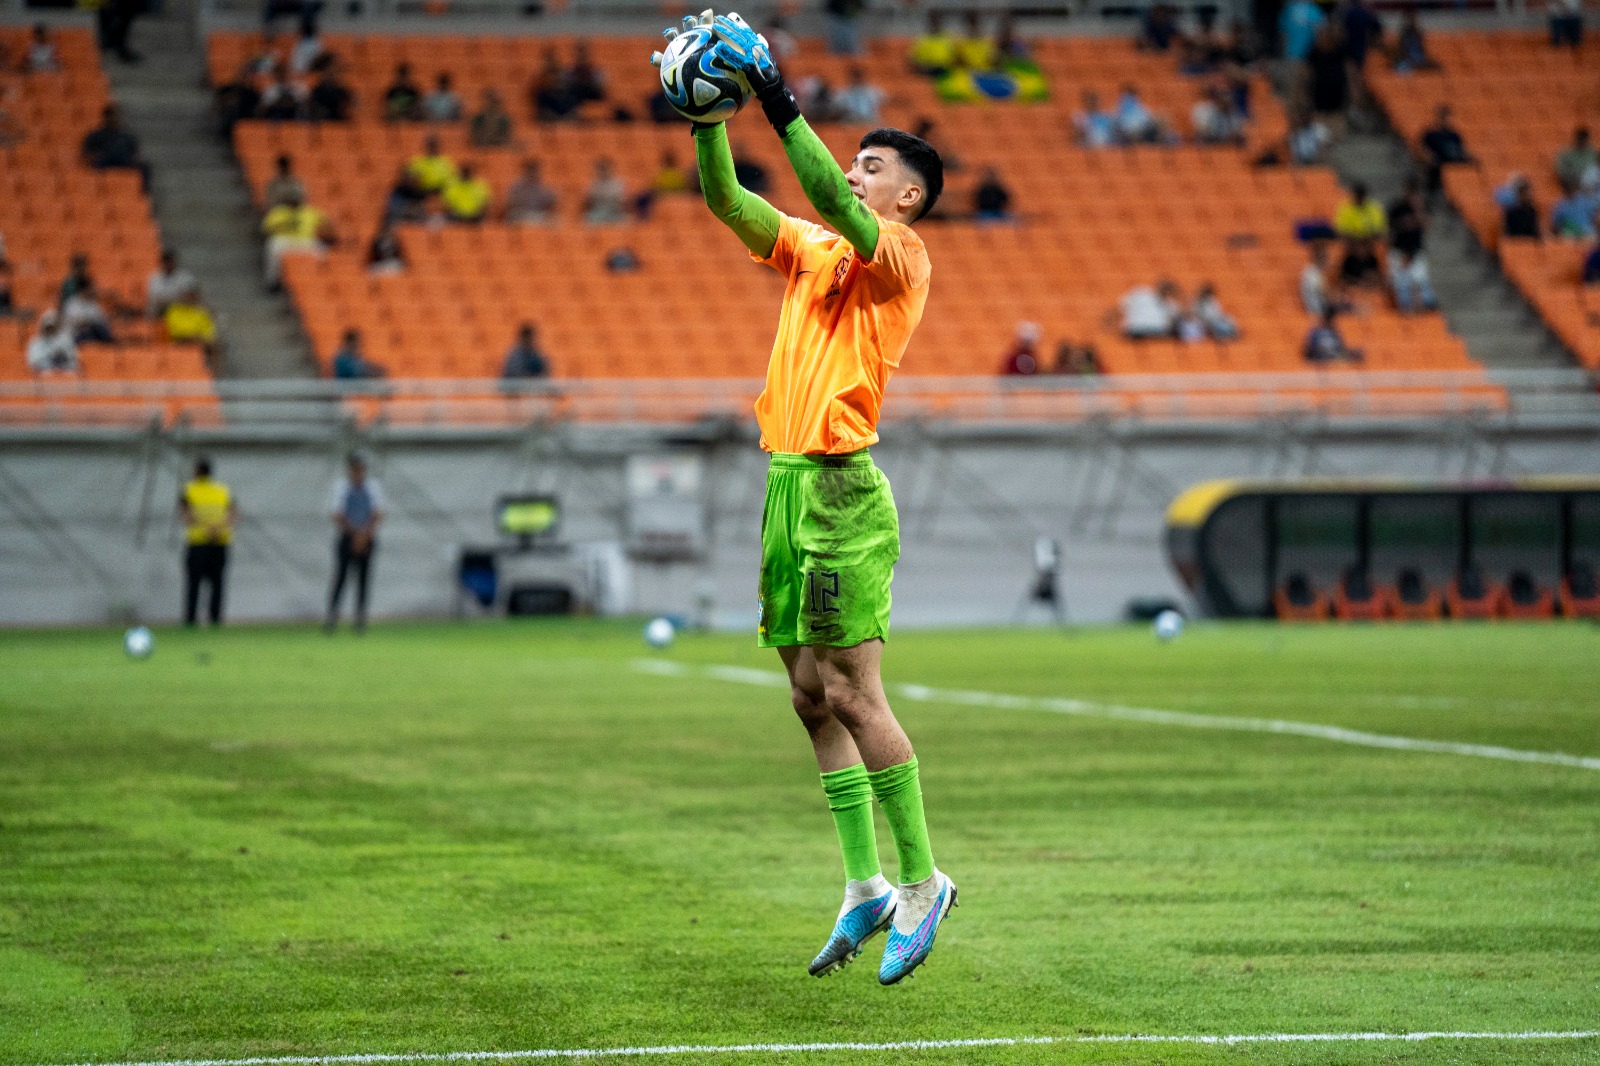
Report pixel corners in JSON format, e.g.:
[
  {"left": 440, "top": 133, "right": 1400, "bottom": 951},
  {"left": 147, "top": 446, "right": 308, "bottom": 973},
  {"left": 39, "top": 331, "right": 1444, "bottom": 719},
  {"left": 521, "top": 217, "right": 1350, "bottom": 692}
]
[{"left": 3, "top": 420, "right": 1599, "bottom": 628}]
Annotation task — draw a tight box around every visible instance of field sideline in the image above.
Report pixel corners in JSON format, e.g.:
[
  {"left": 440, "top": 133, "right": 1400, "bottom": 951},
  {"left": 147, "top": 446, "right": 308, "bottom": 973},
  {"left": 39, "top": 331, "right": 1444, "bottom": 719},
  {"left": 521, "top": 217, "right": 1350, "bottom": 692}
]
[{"left": 3, "top": 621, "right": 1599, "bottom": 1065}]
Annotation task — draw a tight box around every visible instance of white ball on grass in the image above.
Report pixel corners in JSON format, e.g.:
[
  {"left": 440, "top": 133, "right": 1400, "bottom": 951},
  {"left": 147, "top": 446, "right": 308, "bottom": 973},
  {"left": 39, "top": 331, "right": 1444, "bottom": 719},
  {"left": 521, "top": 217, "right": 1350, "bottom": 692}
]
[
  {"left": 643, "top": 617, "right": 676, "bottom": 649},
  {"left": 1153, "top": 610, "right": 1185, "bottom": 643},
  {"left": 124, "top": 626, "right": 154, "bottom": 659}
]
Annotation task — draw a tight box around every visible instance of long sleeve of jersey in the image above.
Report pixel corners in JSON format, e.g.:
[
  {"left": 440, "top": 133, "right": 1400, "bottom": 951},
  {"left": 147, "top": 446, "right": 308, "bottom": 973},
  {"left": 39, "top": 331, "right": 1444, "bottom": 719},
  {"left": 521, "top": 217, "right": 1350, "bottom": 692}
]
[
  {"left": 694, "top": 123, "right": 783, "bottom": 258},
  {"left": 779, "top": 117, "right": 879, "bottom": 260}
]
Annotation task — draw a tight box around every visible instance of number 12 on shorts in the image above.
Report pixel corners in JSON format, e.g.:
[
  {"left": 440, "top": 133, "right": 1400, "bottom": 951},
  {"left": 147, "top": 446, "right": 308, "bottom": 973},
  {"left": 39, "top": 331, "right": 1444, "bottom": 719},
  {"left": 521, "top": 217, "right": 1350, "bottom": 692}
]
[{"left": 806, "top": 569, "right": 841, "bottom": 615}]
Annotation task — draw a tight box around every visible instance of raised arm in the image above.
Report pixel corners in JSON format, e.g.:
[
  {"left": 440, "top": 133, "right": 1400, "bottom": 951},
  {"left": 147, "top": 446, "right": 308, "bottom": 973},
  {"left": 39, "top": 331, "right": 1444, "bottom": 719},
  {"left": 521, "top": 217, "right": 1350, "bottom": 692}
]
[{"left": 693, "top": 122, "right": 782, "bottom": 258}]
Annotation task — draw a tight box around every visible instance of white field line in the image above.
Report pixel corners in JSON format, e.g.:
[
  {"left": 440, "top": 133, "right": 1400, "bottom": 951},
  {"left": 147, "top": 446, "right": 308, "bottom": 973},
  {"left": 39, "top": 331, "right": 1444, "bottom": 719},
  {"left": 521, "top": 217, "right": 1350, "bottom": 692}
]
[
  {"left": 48, "top": 1030, "right": 1600, "bottom": 1066},
  {"left": 631, "top": 659, "right": 1600, "bottom": 772}
]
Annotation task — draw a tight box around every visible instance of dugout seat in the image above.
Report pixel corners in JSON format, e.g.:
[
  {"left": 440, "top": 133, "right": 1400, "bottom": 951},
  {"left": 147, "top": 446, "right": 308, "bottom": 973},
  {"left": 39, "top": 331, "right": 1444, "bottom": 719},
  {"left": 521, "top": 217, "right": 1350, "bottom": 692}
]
[
  {"left": 1558, "top": 562, "right": 1600, "bottom": 619},
  {"left": 1332, "top": 566, "right": 1386, "bottom": 622},
  {"left": 1501, "top": 570, "right": 1555, "bottom": 620},
  {"left": 1446, "top": 566, "right": 1501, "bottom": 620},
  {"left": 1387, "top": 567, "right": 1444, "bottom": 621},
  {"left": 1273, "top": 572, "right": 1329, "bottom": 622}
]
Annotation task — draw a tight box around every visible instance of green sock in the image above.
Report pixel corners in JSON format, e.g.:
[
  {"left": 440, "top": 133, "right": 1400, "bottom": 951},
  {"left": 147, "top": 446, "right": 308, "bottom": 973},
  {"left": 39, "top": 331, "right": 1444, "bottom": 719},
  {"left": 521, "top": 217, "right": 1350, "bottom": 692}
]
[
  {"left": 867, "top": 757, "right": 935, "bottom": 885},
  {"left": 820, "top": 764, "right": 881, "bottom": 883}
]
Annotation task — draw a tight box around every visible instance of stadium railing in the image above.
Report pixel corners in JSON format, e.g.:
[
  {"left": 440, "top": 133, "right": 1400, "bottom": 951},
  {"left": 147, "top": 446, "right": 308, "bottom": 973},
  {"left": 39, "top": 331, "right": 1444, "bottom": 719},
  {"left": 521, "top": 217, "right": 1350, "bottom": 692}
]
[{"left": 2, "top": 368, "right": 1595, "bottom": 434}]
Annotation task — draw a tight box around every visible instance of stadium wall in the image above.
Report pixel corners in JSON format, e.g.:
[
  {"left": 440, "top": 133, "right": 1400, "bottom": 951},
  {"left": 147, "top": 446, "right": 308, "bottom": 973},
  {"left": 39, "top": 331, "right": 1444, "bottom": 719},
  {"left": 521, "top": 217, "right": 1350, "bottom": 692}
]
[{"left": 3, "top": 423, "right": 1599, "bottom": 628}]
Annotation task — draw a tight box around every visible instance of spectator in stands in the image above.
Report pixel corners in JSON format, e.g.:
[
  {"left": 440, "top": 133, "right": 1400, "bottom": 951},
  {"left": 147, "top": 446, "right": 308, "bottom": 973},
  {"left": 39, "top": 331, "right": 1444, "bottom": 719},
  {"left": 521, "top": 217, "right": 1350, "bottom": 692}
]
[
  {"left": 332, "top": 328, "right": 385, "bottom": 380},
  {"left": 533, "top": 48, "right": 579, "bottom": 121},
  {"left": 1340, "top": 236, "right": 1382, "bottom": 288},
  {"left": 384, "top": 165, "right": 430, "bottom": 224},
  {"left": 407, "top": 135, "right": 457, "bottom": 194},
  {"left": 836, "top": 67, "right": 886, "bottom": 124},
  {"left": 1139, "top": 1, "right": 1181, "bottom": 52},
  {"left": 62, "top": 281, "right": 115, "bottom": 343},
  {"left": 1300, "top": 240, "right": 1348, "bottom": 316},
  {"left": 1074, "top": 90, "right": 1118, "bottom": 148},
  {"left": 504, "top": 158, "right": 558, "bottom": 224},
  {"left": 570, "top": 41, "right": 606, "bottom": 106},
  {"left": 1334, "top": 181, "right": 1387, "bottom": 240},
  {"left": 1387, "top": 178, "right": 1437, "bottom": 313},
  {"left": 1501, "top": 177, "right": 1542, "bottom": 239},
  {"left": 326, "top": 451, "right": 385, "bottom": 634},
  {"left": 1418, "top": 105, "right": 1472, "bottom": 195},
  {"left": 260, "top": 64, "right": 307, "bottom": 121},
  {"left": 422, "top": 73, "right": 463, "bottom": 123},
  {"left": 1189, "top": 283, "right": 1240, "bottom": 340},
  {"left": 825, "top": 0, "right": 866, "bottom": 56},
  {"left": 308, "top": 60, "right": 353, "bottom": 121},
  {"left": 1286, "top": 108, "right": 1332, "bottom": 165},
  {"left": 216, "top": 67, "right": 262, "bottom": 136},
  {"left": 796, "top": 76, "right": 840, "bottom": 123},
  {"left": 1191, "top": 82, "right": 1246, "bottom": 145},
  {"left": 1115, "top": 280, "right": 1182, "bottom": 339},
  {"left": 81, "top": 105, "right": 150, "bottom": 190},
  {"left": 501, "top": 323, "right": 550, "bottom": 379},
  {"left": 59, "top": 253, "right": 94, "bottom": 303},
  {"left": 955, "top": 11, "right": 1000, "bottom": 72},
  {"left": 26, "top": 311, "right": 79, "bottom": 375},
  {"left": 24, "top": 23, "right": 61, "bottom": 73},
  {"left": 1552, "top": 187, "right": 1599, "bottom": 240},
  {"left": 288, "top": 27, "right": 323, "bottom": 75},
  {"left": 98, "top": 0, "right": 144, "bottom": 64},
  {"left": 1307, "top": 24, "right": 1350, "bottom": 128},
  {"left": 973, "top": 168, "right": 1013, "bottom": 223},
  {"left": 1555, "top": 127, "right": 1598, "bottom": 191},
  {"left": 651, "top": 149, "right": 689, "bottom": 196},
  {"left": 0, "top": 254, "right": 16, "bottom": 319},
  {"left": 1583, "top": 237, "right": 1600, "bottom": 284},
  {"left": 147, "top": 248, "right": 198, "bottom": 319},
  {"left": 1342, "top": 0, "right": 1384, "bottom": 74},
  {"left": 266, "top": 153, "right": 307, "bottom": 209},
  {"left": 1391, "top": 10, "right": 1437, "bottom": 73},
  {"left": 1550, "top": 0, "right": 1584, "bottom": 48},
  {"left": 441, "top": 162, "right": 491, "bottom": 224},
  {"left": 366, "top": 224, "right": 405, "bottom": 275},
  {"left": 584, "top": 157, "right": 629, "bottom": 225},
  {"left": 260, "top": 187, "right": 333, "bottom": 288},
  {"left": 1115, "top": 87, "right": 1168, "bottom": 145},
  {"left": 469, "top": 89, "right": 512, "bottom": 148},
  {"left": 383, "top": 62, "right": 422, "bottom": 122},
  {"left": 732, "top": 143, "right": 771, "bottom": 194},
  {"left": 1304, "top": 307, "right": 1362, "bottom": 363},
  {"left": 163, "top": 284, "right": 221, "bottom": 369},
  {"left": 1000, "top": 322, "right": 1042, "bottom": 375},
  {"left": 1279, "top": 0, "right": 1326, "bottom": 64},
  {"left": 1051, "top": 340, "right": 1101, "bottom": 375},
  {"left": 909, "top": 11, "right": 958, "bottom": 77}
]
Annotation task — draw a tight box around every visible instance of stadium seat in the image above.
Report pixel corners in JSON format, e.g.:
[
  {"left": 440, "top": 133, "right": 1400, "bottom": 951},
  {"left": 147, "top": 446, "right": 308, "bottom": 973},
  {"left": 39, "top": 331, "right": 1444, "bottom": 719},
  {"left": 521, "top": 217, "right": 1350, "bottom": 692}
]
[
  {"left": 1387, "top": 567, "right": 1444, "bottom": 621},
  {"left": 1501, "top": 570, "right": 1554, "bottom": 620},
  {"left": 1332, "top": 567, "right": 1386, "bottom": 622},
  {"left": 1446, "top": 566, "right": 1502, "bottom": 620},
  {"left": 1558, "top": 562, "right": 1600, "bottom": 618},
  {"left": 1273, "top": 572, "right": 1328, "bottom": 622}
]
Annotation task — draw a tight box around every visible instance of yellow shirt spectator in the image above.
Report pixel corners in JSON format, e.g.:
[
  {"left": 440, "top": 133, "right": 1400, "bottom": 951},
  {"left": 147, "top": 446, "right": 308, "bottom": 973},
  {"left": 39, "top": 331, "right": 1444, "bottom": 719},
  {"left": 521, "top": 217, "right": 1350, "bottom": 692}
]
[
  {"left": 1333, "top": 196, "right": 1387, "bottom": 240},
  {"left": 441, "top": 174, "right": 491, "bottom": 221},
  {"left": 165, "top": 302, "right": 217, "bottom": 344},
  {"left": 182, "top": 476, "right": 233, "bottom": 546},
  {"left": 408, "top": 151, "right": 459, "bottom": 193},
  {"left": 261, "top": 204, "right": 326, "bottom": 241},
  {"left": 954, "top": 34, "right": 999, "bottom": 72},
  {"left": 909, "top": 30, "right": 957, "bottom": 74}
]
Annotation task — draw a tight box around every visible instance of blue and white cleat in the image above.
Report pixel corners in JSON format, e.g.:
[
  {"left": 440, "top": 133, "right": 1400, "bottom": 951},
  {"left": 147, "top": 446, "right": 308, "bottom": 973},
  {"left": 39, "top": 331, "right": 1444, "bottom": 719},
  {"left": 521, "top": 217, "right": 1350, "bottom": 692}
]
[
  {"left": 809, "top": 875, "right": 897, "bottom": 977},
  {"left": 878, "top": 868, "right": 957, "bottom": 985}
]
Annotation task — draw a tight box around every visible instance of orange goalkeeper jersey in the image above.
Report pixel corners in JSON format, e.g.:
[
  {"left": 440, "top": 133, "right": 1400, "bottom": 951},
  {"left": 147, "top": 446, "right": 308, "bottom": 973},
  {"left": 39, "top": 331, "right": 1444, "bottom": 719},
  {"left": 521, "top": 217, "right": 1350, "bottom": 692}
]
[{"left": 750, "top": 210, "right": 931, "bottom": 455}]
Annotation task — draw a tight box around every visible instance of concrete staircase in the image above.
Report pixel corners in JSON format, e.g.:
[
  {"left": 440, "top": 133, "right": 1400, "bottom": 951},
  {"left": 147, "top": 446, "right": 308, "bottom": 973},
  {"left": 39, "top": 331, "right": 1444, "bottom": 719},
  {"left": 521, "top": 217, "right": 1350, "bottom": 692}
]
[
  {"left": 104, "top": 0, "right": 314, "bottom": 378},
  {"left": 1327, "top": 131, "right": 1576, "bottom": 371}
]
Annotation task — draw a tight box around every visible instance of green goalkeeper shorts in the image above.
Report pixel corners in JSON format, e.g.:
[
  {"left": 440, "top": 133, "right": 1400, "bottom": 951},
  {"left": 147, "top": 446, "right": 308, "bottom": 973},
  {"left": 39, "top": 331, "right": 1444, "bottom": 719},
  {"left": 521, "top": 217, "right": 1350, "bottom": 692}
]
[{"left": 758, "top": 450, "right": 900, "bottom": 649}]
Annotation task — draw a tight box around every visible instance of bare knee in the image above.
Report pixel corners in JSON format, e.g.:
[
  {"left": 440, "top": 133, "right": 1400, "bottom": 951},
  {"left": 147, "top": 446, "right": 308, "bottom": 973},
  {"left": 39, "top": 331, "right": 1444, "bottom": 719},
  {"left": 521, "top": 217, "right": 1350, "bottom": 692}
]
[
  {"left": 825, "top": 686, "right": 881, "bottom": 732},
  {"left": 791, "top": 684, "right": 833, "bottom": 737}
]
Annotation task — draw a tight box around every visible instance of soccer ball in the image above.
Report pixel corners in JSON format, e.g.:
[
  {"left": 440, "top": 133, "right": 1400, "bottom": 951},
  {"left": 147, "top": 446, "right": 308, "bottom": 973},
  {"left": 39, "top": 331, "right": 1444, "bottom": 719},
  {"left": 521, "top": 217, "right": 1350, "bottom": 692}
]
[
  {"left": 657, "top": 27, "right": 752, "bottom": 125},
  {"left": 1153, "top": 610, "right": 1184, "bottom": 643},
  {"left": 644, "top": 617, "right": 676, "bottom": 649},
  {"left": 124, "top": 626, "right": 154, "bottom": 659}
]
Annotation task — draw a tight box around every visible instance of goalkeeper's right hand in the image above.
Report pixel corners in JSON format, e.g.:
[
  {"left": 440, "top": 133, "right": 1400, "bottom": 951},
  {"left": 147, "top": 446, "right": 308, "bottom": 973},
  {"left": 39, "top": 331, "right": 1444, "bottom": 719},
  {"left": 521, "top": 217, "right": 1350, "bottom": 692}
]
[
  {"left": 650, "top": 8, "right": 714, "bottom": 69},
  {"left": 711, "top": 11, "right": 801, "bottom": 135}
]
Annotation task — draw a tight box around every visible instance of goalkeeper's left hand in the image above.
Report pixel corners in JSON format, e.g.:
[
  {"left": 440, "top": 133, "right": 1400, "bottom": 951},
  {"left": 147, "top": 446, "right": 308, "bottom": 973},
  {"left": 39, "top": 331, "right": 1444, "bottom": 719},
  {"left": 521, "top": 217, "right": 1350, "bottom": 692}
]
[{"left": 711, "top": 11, "right": 801, "bottom": 134}]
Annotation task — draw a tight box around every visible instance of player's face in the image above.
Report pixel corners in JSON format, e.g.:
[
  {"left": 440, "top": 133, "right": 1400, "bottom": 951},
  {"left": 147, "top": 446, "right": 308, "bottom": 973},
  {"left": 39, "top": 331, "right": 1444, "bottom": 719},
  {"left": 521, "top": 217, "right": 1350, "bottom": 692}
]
[{"left": 847, "top": 148, "right": 922, "bottom": 222}]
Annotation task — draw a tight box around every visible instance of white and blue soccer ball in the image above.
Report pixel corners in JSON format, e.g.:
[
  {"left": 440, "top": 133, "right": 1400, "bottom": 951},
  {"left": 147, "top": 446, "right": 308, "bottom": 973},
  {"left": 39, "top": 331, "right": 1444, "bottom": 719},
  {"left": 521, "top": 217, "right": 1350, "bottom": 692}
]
[
  {"left": 643, "top": 617, "right": 676, "bottom": 649},
  {"left": 123, "top": 625, "right": 154, "bottom": 659},
  {"left": 658, "top": 26, "right": 753, "bottom": 125},
  {"left": 1153, "top": 609, "right": 1185, "bottom": 643}
]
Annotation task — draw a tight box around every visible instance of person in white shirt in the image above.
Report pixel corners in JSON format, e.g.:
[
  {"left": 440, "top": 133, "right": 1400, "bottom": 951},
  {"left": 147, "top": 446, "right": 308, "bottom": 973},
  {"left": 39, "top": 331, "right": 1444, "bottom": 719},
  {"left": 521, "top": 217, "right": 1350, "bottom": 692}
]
[
  {"left": 61, "top": 284, "right": 115, "bottom": 343},
  {"left": 147, "top": 247, "right": 198, "bottom": 318},
  {"left": 288, "top": 28, "right": 323, "bottom": 75},
  {"left": 1189, "top": 282, "right": 1240, "bottom": 339},
  {"left": 1300, "top": 241, "right": 1345, "bottom": 316},
  {"left": 835, "top": 66, "right": 886, "bottom": 123},
  {"left": 325, "top": 452, "right": 387, "bottom": 634},
  {"left": 422, "top": 73, "right": 464, "bottom": 122},
  {"left": 24, "top": 24, "right": 61, "bottom": 73},
  {"left": 27, "top": 311, "right": 79, "bottom": 374},
  {"left": 1117, "top": 279, "right": 1182, "bottom": 338}
]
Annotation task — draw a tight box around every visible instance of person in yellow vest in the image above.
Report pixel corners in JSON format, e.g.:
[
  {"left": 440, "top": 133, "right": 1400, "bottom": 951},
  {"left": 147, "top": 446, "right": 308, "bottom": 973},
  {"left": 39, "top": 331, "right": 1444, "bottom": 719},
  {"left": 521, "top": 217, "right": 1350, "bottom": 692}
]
[
  {"left": 441, "top": 162, "right": 492, "bottom": 224},
  {"left": 178, "top": 457, "right": 236, "bottom": 626}
]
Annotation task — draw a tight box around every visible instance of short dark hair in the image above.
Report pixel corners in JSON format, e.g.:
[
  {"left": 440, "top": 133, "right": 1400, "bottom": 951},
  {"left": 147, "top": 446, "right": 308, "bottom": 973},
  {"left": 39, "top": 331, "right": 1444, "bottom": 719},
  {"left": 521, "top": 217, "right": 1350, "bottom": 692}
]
[
  {"left": 859, "top": 128, "right": 943, "bottom": 223},
  {"left": 195, "top": 457, "right": 213, "bottom": 477}
]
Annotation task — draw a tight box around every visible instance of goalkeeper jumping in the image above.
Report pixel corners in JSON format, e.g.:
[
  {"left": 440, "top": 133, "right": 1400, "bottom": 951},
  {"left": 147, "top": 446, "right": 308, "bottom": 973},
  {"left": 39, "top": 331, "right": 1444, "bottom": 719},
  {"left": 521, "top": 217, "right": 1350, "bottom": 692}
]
[{"left": 652, "top": 12, "right": 953, "bottom": 985}]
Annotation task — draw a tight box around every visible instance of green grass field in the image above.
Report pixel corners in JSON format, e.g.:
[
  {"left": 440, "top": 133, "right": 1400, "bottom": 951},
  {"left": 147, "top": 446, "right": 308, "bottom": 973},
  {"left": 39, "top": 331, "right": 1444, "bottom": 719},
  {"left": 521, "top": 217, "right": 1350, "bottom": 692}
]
[{"left": 3, "top": 621, "right": 1600, "bottom": 1066}]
